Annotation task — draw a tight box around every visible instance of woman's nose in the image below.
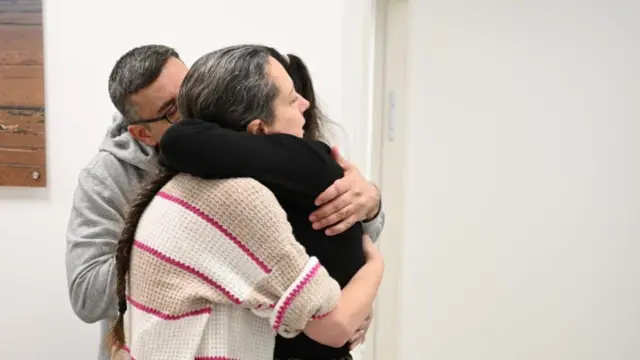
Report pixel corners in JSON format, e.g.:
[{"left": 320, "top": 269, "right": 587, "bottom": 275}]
[{"left": 299, "top": 97, "right": 310, "bottom": 112}]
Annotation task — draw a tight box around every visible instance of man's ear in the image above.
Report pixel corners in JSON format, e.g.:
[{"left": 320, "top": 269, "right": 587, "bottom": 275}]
[
  {"left": 127, "top": 125, "right": 156, "bottom": 146},
  {"left": 246, "top": 119, "right": 267, "bottom": 135}
]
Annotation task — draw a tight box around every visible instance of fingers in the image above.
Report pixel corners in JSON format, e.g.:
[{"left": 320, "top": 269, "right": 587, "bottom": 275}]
[
  {"left": 349, "top": 337, "right": 364, "bottom": 350},
  {"left": 349, "top": 330, "right": 361, "bottom": 344},
  {"left": 349, "top": 312, "right": 374, "bottom": 350},
  {"left": 324, "top": 213, "right": 360, "bottom": 236},
  {"left": 363, "top": 314, "right": 373, "bottom": 327},
  {"left": 349, "top": 321, "right": 371, "bottom": 350},
  {"left": 311, "top": 158, "right": 372, "bottom": 234},
  {"left": 349, "top": 330, "right": 366, "bottom": 349},
  {"left": 313, "top": 178, "right": 350, "bottom": 207},
  {"left": 311, "top": 198, "right": 354, "bottom": 229},
  {"left": 330, "top": 146, "right": 352, "bottom": 170},
  {"left": 330, "top": 146, "right": 341, "bottom": 161}
]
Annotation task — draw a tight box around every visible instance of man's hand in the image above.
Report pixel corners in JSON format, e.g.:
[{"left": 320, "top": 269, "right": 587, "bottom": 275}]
[
  {"left": 349, "top": 310, "right": 374, "bottom": 350},
  {"left": 310, "top": 146, "right": 381, "bottom": 236}
]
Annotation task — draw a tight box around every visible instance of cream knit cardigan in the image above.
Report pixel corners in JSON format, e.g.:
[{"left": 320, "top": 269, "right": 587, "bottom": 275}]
[{"left": 114, "top": 174, "right": 342, "bottom": 360}]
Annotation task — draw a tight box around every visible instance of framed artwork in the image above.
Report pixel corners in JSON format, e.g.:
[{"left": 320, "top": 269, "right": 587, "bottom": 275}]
[{"left": 0, "top": 0, "right": 46, "bottom": 187}]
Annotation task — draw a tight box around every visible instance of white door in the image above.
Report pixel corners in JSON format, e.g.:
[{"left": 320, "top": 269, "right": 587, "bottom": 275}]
[{"left": 361, "top": 1, "right": 409, "bottom": 360}]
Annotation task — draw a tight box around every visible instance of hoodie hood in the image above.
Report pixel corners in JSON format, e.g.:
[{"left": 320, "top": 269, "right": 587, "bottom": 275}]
[{"left": 98, "top": 113, "right": 158, "bottom": 173}]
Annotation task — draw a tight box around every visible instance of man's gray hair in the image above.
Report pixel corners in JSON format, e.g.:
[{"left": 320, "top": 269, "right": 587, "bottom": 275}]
[
  {"left": 108, "top": 44, "right": 180, "bottom": 122},
  {"left": 178, "top": 45, "right": 278, "bottom": 130}
]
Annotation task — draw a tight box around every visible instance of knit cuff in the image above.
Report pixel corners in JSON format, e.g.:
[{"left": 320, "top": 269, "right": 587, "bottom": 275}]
[{"left": 269, "top": 257, "right": 340, "bottom": 338}]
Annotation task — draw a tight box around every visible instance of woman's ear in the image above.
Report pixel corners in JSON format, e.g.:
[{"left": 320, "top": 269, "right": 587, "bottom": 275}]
[{"left": 246, "top": 119, "right": 268, "bottom": 135}]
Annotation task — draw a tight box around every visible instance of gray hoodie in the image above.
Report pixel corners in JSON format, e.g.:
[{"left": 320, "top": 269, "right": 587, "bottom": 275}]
[
  {"left": 65, "top": 114, "right": 158, "bottom": 360},
  {"left": 65, "top": 114, "right": 385, "bottom": 360}
]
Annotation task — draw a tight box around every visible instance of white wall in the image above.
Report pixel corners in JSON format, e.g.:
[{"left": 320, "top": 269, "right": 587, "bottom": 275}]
[
  {"left": 400, "top": 0, "right": 640, "bottom": 359},
  {"left": 0, "top": 1, "right": 371, "bottom": 358}
]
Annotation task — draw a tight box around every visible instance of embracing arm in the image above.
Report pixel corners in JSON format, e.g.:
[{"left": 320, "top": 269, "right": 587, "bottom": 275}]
[
  {"left": 304, "top": 234, "right": 384, "bottom": 347},
  {"left": 168, "top": 177, "right": 383, "bottom": 347},
  {"left": 160, "top": 118, "right": 340, "bottom": 196},
  {"left": 162, "top": 118, "right": 386, "bottom": 239}
]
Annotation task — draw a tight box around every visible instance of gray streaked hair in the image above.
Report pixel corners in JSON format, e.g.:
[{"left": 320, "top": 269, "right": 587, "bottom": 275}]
[
  {"left": 177, "top": 45, "right": 278, "bottom": 130},
  {"left": 108, "top": 44, "right": 180, "bottom": 122}
]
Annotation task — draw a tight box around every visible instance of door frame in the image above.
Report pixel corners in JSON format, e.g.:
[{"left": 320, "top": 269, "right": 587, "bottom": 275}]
[{"left": 361, "top": 1, "right": 409, "bottom": 360}]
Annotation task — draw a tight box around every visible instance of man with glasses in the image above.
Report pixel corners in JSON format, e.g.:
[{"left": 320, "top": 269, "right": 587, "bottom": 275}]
[
  {"left": 65, "top": 44, "right": 384, "bottom": 360},
  {"left": 65, "top": 45, "right": 187, "bottom": 360}
]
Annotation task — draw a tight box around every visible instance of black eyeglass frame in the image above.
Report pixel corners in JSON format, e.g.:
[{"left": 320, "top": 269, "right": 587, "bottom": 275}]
[{"left": 129, "top": 113, "right": 177, "bottom": 126}]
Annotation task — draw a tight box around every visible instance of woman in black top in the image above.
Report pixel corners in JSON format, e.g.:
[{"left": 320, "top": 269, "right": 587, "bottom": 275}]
[{"left": 159, "top": 46, "right": 381, "bottom": 360}]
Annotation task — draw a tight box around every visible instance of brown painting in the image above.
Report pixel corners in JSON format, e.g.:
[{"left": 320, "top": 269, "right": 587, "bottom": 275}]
[{"left": 0, "top": 0, "right": 45, "bottom": 187}]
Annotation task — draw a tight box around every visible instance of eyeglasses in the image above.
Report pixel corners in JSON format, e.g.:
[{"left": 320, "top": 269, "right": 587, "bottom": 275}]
[{"left": 129, "top": 104, "right": 180, "bottom": 125}]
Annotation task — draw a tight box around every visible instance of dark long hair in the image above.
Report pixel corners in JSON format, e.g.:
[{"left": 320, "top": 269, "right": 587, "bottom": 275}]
[{"left": 264, "top": 47, "right": 332, "bottom": 142}]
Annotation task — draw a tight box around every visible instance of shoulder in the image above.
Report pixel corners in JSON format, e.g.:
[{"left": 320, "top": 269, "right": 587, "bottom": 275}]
[
  {"left": 163, "top": 175, "right": 279, "bottom": 209},
  {"left": 268, "top": 133, "right": 332, "bottom": 152},
  {"left": 75, "top": 152, "right": 147, "bottom": 205},
  {"left": 79, "top": 151, "right": 136, "bottom": 187},
  {"left": 152, "top": 175, "right": 289, "bottom": 241}
]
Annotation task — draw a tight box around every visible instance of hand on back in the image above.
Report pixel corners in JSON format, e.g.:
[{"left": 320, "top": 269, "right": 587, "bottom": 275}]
[{"left": 310, "top": 147, "right": 381, "bottom": 235}]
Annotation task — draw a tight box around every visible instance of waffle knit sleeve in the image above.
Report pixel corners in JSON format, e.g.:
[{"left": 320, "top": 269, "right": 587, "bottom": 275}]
[{"left": 189, "top": 177, "right": 342, "bottom": 338}]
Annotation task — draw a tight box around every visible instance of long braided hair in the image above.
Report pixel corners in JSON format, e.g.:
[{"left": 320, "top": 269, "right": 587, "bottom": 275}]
[{"left": 105, "top": 167, "right": 177, "bottom": 352}]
